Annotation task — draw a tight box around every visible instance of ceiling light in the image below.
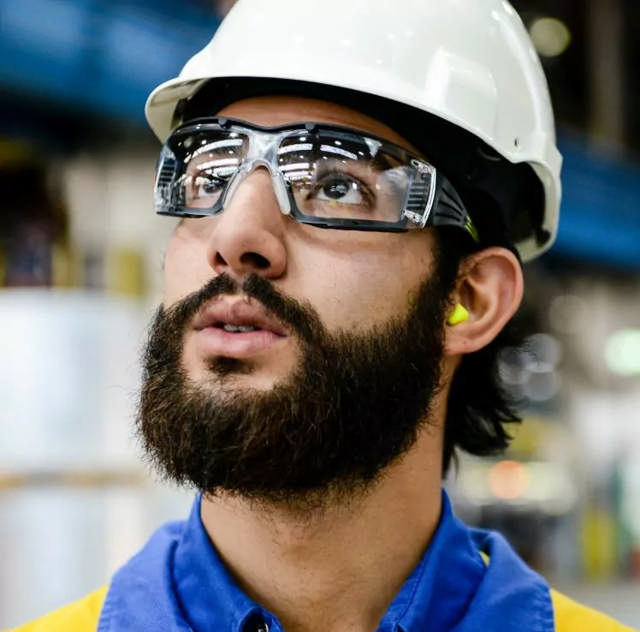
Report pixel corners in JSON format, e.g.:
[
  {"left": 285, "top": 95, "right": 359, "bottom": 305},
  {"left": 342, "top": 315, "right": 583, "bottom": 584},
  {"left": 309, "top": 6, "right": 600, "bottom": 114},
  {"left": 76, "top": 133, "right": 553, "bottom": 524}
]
[
  {"left": 529, "top": 17, "right": 571, "bottom": 58},
  {"left": 605, "top": 329, "right": 640, "bottom": 376}
]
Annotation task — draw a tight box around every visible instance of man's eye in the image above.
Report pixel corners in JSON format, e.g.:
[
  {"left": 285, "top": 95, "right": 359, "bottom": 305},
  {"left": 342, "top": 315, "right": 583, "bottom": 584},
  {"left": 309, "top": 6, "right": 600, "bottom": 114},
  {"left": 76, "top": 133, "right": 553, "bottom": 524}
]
[
  {"left": 193, "top": 173, "right": 225, "bottom": 197},
  {"left": 312, "top": 173, "right": 366, "bottom": 205}
]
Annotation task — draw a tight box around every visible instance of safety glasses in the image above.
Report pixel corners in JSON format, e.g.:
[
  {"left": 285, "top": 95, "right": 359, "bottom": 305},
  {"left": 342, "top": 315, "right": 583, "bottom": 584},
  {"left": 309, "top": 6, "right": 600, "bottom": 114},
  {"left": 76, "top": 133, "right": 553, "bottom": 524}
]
[{"left": 154, "top": 117, "right": 478, "bottom": 239}]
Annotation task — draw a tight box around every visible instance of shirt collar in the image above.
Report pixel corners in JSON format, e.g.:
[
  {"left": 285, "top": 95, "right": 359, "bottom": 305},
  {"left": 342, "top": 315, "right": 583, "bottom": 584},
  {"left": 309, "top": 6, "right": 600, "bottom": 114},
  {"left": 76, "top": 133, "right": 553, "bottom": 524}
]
[
  {"left": 173, "top": 495, "right": 273, "bottom": 632},
  {"left": 172, "top": 491, "right": 486, "bottom": 632},
  {"left": 378, "top": 492, "right": 486, "bottom": 632}
]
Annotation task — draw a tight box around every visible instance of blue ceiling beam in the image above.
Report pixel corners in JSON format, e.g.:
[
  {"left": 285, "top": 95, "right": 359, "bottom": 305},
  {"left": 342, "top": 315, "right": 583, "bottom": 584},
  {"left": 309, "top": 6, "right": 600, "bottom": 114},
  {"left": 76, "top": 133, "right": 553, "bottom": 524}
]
[
  {"left": 0, "top": 0, "right": 218, "bottom": 122},
  {"left": 553, "top": 137, "right": 640, "bottom": 268}
]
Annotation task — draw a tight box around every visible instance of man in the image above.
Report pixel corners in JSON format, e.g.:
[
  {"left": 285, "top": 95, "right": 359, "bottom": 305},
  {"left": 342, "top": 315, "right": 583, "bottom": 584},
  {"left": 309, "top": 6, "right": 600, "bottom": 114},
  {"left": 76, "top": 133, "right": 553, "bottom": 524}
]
[{"left": 13, "top": 0, "right": 635, "bottom": 630}]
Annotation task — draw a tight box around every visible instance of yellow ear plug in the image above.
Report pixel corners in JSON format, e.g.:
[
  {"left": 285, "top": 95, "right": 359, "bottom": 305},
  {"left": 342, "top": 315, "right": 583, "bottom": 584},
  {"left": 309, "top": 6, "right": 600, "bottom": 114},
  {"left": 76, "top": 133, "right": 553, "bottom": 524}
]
[{"left": 447, "top": 303, "right": 470, "bottom": 326}]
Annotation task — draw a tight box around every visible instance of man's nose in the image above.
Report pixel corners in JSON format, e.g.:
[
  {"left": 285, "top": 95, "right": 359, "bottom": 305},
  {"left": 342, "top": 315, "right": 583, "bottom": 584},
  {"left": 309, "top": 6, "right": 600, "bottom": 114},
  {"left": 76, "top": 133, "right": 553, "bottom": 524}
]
[{"left": 205, "top": 168, "right": 287, "bottom": 280}]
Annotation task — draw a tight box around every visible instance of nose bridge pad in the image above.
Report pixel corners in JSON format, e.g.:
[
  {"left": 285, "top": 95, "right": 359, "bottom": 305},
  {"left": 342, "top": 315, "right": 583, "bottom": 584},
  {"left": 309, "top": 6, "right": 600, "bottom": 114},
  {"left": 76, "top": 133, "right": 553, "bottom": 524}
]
[{"left": 221, "top": 160, "right": 291, "bottom": 216}]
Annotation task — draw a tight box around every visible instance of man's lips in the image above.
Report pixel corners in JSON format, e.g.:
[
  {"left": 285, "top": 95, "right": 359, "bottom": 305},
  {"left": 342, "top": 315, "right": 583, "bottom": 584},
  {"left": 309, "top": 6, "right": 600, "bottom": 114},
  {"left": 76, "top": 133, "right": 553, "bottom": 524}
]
[
  {"left": 192, "top": 298, "right": 288, "bottom": 335},
  {"left": 190, "top": 298, "right": 288, "bottom": 359}
]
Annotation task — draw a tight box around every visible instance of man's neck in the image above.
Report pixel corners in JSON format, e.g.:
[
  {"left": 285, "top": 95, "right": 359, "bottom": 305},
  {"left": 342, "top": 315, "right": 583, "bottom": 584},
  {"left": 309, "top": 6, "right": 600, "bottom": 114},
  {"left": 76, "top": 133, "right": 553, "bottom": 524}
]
[{"left": 200, "top": 435, "right": 443, "bottom": 632}]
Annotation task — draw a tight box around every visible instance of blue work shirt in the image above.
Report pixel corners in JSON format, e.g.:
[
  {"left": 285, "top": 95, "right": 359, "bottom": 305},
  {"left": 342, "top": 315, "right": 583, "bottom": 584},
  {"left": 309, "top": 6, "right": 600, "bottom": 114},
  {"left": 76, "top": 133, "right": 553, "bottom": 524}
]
[{"left": 97, "top": 492, "right": 554, "bottom": 632}]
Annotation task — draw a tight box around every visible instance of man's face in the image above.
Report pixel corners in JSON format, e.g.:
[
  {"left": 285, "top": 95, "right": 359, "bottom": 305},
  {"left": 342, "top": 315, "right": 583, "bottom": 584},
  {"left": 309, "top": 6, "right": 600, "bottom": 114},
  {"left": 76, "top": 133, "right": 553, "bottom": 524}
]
[
  {"left": 138, "top": 96, "right": 453, "bottom": 504},
  {"left": 164, "top": 97, "right": 440, "bottom": 389}
]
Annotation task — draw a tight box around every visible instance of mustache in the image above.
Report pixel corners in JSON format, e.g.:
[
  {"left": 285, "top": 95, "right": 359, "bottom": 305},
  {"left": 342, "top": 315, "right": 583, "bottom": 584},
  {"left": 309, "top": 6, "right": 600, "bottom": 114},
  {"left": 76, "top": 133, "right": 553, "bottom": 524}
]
[{"left": 164, "top": 273, "right": 321, "bottom": 344}]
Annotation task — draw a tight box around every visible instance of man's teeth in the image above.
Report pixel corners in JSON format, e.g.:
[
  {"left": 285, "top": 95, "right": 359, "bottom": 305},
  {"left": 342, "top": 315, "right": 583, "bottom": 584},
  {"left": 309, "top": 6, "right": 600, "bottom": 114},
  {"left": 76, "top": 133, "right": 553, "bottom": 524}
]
[{"left": 222, "top": 324, "right": 259, "bottom": 333}]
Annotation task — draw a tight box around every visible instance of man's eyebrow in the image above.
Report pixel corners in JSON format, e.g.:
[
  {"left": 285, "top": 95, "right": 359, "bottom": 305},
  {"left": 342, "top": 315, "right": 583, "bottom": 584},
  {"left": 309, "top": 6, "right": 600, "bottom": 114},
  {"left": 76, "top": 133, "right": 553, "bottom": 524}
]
[
  {"left": 189, "top": 138, "right": 244, "bottom": 159},
  {"left": 371, "top": 152, "right": 401, "bottom": 171}
]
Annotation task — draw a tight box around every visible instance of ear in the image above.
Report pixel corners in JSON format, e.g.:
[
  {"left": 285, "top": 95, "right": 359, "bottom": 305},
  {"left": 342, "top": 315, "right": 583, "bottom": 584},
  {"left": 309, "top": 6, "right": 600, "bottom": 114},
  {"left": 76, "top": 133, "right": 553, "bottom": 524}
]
[{"left": 443, "top": 247, "right": 523, "bottom": 356}]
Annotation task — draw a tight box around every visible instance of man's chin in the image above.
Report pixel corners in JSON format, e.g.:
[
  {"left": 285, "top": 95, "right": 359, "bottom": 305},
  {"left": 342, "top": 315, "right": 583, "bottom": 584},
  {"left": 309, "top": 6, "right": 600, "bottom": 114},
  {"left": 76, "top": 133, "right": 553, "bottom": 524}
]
[
  {"left": 182, "top": 331, "right": 301, "bottom": 388},
  {"left": 183, "top": 354, "right": 298, "bottom": 393}
]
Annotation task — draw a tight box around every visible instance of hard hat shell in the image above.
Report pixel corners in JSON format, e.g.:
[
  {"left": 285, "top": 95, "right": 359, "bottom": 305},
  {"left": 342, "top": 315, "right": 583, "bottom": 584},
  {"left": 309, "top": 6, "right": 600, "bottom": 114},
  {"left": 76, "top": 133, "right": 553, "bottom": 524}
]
[{"left": 145, "top": 0, "right": 562, "bottom": 261}]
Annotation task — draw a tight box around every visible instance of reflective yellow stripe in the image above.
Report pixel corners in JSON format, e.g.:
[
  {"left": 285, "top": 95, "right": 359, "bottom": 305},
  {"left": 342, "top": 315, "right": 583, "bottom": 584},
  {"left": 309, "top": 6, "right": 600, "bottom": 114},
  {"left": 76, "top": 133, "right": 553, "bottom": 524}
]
[
  {"left": 480, "top": 551, "right": 635, "bottom": 630},
  {"left": 8, "top": 586, "right": 107, "bottom": 632},
  {"left": 551, "top": 589, "right": 637, "bottom": 631}
]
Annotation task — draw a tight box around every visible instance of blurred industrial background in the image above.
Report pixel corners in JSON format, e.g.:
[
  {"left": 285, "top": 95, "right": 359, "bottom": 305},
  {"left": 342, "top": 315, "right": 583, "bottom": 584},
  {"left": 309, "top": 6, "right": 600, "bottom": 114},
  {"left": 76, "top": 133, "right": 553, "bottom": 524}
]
[{"left": 1, "top": 0, "right": 639, "bottom": 627}]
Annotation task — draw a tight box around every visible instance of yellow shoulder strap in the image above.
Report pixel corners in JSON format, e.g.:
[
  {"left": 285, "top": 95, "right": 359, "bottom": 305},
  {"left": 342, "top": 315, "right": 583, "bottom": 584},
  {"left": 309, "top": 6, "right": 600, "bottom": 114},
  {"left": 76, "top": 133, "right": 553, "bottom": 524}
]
[
  {"left": 8, "top": 586, "right": 107, "bottom": 632},
  {"left": 551, "top": 589, "right": 637, "bottom": 632}
]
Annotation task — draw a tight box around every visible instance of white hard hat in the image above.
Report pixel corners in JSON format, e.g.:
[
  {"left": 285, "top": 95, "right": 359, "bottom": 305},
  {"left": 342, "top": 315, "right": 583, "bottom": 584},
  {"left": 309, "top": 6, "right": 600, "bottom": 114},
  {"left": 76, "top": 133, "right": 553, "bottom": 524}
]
[{"left": 145, "top": 0, "right": 562, "bottom": 261}]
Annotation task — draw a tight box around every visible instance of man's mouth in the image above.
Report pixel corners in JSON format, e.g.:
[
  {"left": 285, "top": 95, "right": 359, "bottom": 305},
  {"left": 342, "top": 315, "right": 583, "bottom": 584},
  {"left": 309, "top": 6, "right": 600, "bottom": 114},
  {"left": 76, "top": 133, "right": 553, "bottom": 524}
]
[{"left": 190, "top": 298, "right": 288, "bottom": 359}]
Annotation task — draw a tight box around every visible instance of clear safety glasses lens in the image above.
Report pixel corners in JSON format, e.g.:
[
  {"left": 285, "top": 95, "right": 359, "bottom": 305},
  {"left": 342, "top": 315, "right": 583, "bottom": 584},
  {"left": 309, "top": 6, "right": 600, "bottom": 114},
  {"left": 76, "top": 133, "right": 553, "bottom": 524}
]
[{"left": 154, "top": 118, "right": 478, "bottom": 239}]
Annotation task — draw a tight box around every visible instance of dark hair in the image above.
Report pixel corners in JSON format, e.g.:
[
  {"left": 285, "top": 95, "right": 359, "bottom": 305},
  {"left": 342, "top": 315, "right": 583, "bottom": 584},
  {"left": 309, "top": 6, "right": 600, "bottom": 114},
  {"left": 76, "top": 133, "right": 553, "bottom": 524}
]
[{"left": 434, "top": 192, "right": 527, "bottom": 477}]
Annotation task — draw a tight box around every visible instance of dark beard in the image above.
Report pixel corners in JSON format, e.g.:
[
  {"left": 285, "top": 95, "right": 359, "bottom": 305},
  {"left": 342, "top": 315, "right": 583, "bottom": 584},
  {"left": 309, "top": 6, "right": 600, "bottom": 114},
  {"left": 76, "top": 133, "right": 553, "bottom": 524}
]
[{"left": 137, "top": 270, "right": 450, "bottom": 507}]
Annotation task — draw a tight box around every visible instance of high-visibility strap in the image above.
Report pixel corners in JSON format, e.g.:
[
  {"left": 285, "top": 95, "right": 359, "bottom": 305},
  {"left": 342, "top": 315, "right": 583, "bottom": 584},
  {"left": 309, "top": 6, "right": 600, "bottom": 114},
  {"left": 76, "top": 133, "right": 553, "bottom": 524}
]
[
  {"left": 479, "top": 550, "right": 635, "bottom": 631},
  {"left": 551, "top": 589, "right": 637, "bottom": 632},
  {"left": 8, "top": 586, "right": 107, "bottom": 632}
]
